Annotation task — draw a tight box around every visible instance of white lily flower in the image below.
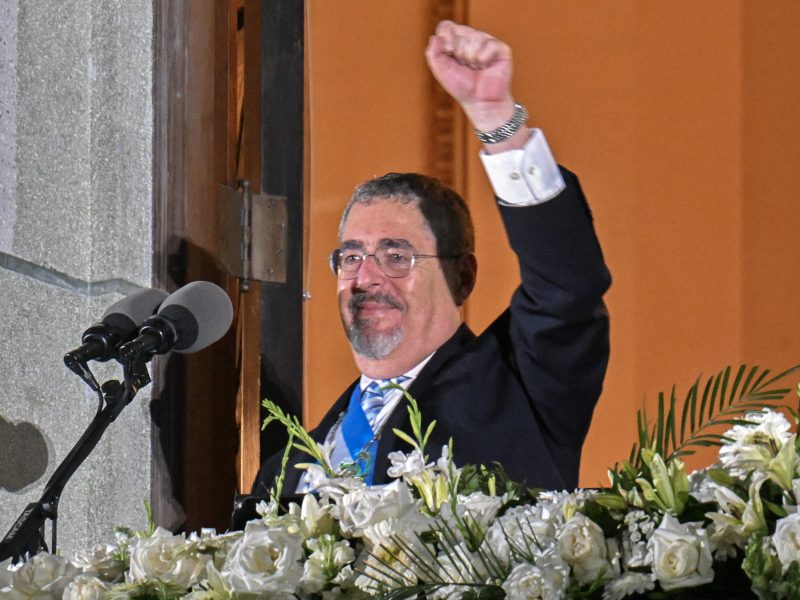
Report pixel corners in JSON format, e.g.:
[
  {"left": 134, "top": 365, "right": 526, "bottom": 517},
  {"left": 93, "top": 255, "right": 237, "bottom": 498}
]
[{"left": 719, "top": 409, "right": 793, "bottom": 476}]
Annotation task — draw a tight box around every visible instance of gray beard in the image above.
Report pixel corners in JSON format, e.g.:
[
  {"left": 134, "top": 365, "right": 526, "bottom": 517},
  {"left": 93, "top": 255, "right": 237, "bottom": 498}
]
[
  {"left": 344, "top": 291, "right": 405, "bottom": 359},
  {"left": 347, "top": 320, "right": 403, "bottom": 360}
]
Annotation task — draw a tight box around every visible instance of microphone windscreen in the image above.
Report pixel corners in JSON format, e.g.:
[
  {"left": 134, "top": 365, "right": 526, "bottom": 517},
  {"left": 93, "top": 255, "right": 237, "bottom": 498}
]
[
  {"left": 157, "top": 281, "right": 233, "bottom": 353},
  {"left": 100, "top": 287, "right": 169, "bottom": 335}
]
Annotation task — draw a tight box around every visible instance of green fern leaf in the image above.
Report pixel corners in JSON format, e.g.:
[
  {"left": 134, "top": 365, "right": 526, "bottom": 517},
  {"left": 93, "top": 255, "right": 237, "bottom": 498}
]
[{"left": 631, "top": 364, "right": 800, "bottom": 470}]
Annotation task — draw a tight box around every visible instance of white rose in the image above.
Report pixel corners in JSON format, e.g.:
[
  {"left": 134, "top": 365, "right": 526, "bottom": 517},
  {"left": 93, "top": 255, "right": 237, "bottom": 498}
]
[
  {"left": 503, "top": 562, "right": 545, "bottom": 599},
  {"left": 362, "top": 509, "right": 431, "bottom": 552},
  {"left": 773, "top": 513, "right": 800, "bottom": 571},
  {"left": 338, "top": 480, "right": 416, "bottom": 537},
  {"left": 128, "top": 527, "right": 208, "bottom": 588},
  {"left": 5, "top": 552, "right": 79, "bottom": 599},
  {"left": 497, "top": 505, "right": 558, "bottom": 547},
  {"left": 434, "top": 542, "right": 490, "bottom": 586},
  {"left": 185, "top": 530, "right": 243, "bottom": 571},
  {"left": 456, "top": 492, "right": 503, "bottom": 529},
  {"left": 484, "top": 505, "right": 556, "bottom": 565},
  {"left": 502, "top": 554, "right": 569, "bottom": 600},
  {"left": 69, "top": 543, "right": 123, "bottom": 581},
  {"left": 221, "top": 520, "right": 304, "bottom": 595},
  {"left": 62, "top": 574, "right": 110, "bottom": 600},
  {"left": 557, "top": 513, "right": 609, "bottom": 584},
  {"left": 483, "top": 524, "right": 512, "bottom": 566},
  {"left": 649, "top": 514, "right": 713, "bottom": 591},
  {"left": 358, "top": 517, "right": 428, "bottom": 591}
]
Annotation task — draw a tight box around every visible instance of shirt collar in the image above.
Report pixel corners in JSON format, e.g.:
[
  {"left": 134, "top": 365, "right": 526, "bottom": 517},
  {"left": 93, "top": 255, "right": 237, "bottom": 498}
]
[{"left": 358, "top": 350, "right": 436, "bottom": 391}]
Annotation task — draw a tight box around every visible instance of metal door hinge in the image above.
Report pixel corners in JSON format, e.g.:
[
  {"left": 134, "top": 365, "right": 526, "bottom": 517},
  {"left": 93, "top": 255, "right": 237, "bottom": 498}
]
[{"left": 220, "top": 181, "right": 288, "bottom": 290}]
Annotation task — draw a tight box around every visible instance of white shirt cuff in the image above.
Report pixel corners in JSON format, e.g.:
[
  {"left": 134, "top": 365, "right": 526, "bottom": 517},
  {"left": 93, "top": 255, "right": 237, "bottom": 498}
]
[{"left": 479, "top": 128, "right": 566, "bottom": 206}]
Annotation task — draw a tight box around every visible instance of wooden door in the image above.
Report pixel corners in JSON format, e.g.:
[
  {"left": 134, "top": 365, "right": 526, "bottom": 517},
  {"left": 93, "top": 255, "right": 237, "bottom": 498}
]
[{"left": 152, "top": 0, "right": 304, "bottom": 532}]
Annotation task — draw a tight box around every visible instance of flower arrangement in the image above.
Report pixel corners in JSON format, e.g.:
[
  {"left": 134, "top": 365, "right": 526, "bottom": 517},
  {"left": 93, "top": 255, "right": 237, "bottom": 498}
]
[{"left": 2, "top": 364, "right": 800, "bottom": 599}]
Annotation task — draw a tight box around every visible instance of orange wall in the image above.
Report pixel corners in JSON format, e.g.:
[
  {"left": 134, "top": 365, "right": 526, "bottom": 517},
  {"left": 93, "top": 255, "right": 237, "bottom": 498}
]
[
  {"left": 741, "top": 2, "right": 800, "bottom": 369},
  {"left": 305, "top": 1, "right": 800, "bottom": 487}
]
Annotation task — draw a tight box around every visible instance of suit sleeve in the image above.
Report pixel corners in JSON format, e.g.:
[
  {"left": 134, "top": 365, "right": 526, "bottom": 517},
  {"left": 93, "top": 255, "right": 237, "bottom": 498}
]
[{"left": 499, "top": 167, "right": 611, "bottom": 449}]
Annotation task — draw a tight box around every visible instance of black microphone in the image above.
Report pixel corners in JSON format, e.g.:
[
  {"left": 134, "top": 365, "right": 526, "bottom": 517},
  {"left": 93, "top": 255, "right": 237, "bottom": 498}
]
[
  {"left": 117, "top": 281, "right": 233, "bottom": 362},
  {"left": 64, "top": 288, "right": 169, "bottom": 370}
]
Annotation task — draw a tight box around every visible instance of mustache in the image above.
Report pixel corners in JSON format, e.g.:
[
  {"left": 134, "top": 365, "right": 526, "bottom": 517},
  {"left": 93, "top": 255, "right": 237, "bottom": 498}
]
[{"left": 349, "top": 292, "right": 404, "bottom": 313}]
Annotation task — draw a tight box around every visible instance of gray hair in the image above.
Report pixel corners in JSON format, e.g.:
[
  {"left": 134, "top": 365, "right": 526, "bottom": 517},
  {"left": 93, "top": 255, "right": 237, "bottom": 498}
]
[{"left": 338, "top": 172, "right": 475, "bottom": 260}]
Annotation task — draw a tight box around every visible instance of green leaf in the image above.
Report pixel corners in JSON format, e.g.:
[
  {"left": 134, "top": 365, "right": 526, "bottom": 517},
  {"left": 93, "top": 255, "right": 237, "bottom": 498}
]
[
  {"left": 422, "top": 421, "right": 436, "bottom": 451},
  {"left": 107, "top": 579, "right": 188, "bottom": 600},
  {"left": 698, "top": 375, "right": 712, "bottom": 429},
  {"left": 656, "top": 392, "right": 665, "bottom": 455},
  {"left": 581, "top": 499, "right": 620, "bottom": 537},
  {"left": 763, "top": 498, "right": 788, "bottom": 518},
  {"left": 718, "top": 365, "right": 731, "bottom": 414},
  {"left": 739, "top": 365, "right": 760, "bottom": 396},
  {"left": 269, "top": 431, "right": 294, "bottom": 501},
  {"left": 593, "top": 491, "right": 629, "bottom": 510},
  {"left": 708, "top": 370, "right": 723, "bottom": 421},
  {"left": 627, "top": 364, "right": 800, "bottom": 472},
  {"left": 685, "top": 377, "right": 699, "bottom": 436},
  {"left": 261, "top": 398, "right": 335, "bottom": 477},
  {"left": 727, "top": 364, "right": 746, "bottom": 406},
  {"left": 143, "top": 500, "right": 156, "bottom": 536},
  {"left": 392, "top": 428, "right": 418, "bottom": 449}
]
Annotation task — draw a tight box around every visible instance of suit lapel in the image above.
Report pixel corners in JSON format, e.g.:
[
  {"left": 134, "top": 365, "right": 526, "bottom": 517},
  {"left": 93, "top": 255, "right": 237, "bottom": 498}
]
[
  {"left": 280, "top": 379, "right": 359, "bottom": 494},
  {"left": 372, "top": 324, "right": 476, "bottom": 483},
  {"left": 285, "top": 324, "right": 476, "bottom": 491}
]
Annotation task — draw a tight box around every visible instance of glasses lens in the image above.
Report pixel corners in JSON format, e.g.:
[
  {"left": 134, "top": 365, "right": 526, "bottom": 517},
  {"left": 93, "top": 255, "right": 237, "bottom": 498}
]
[
  {"left": 331, "top": 247, "right": 415, "bottom": 278},
  {"left": 376, "top": 247, "right": 413, "bottom": 277},
  {"left": 336, "top": 249, "right": 363, "bottom": 278}
]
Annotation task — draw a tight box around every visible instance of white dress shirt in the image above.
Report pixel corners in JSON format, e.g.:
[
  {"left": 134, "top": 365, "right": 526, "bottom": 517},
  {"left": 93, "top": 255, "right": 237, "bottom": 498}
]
[{"left": 480, "top": 128, "right": 565, "bottom": 205}]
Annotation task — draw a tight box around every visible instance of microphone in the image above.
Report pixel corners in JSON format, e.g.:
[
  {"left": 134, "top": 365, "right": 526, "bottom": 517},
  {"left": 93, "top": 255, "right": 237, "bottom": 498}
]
[
  {"left": 117, "top": 281, "right": 233, "bottom": 361},
  {"left": 64, "top": 288, "right": 169, "bottom": 369}
]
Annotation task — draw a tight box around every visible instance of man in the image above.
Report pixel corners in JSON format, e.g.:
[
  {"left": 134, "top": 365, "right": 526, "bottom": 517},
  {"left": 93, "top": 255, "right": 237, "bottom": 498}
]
[{"left": 253, "top": 21, "right": 610, "bottom": 494}]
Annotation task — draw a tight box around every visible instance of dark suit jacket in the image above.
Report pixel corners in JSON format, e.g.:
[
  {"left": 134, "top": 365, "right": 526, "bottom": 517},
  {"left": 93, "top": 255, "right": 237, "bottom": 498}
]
[{"left": 253, "top": 168, "right": 610, "bottom": 495}]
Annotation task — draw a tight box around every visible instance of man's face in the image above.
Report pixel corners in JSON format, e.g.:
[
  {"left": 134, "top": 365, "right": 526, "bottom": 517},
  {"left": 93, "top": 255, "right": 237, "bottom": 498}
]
[{"left": 337, "top": 197, "right": 463, "bottom": 377}]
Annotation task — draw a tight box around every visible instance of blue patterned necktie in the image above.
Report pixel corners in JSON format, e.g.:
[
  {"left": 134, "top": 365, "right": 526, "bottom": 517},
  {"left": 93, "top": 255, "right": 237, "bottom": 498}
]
[
  {"left": 335, "top": 375, "right": 409, "bottom": 483},
  {"left": 360, "top": 376, "right": 409, "bottom": 428}
]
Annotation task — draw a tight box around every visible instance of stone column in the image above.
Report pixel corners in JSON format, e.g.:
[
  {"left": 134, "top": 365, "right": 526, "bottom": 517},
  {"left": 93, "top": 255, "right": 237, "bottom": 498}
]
[{"left": 0, "top": 0, "right": 155, "bottom": 553}]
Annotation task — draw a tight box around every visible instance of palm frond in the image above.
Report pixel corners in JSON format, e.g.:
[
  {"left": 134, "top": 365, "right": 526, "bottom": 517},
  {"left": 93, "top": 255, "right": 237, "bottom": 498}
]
[
  {"left": 377, "top": 583, "right": 505, "bottom": 600},
  {"left": 358, "top": 512, "right": 513, "bottom": 598},
  {"left": 629, "top": 364, "right": 800, "bottom": 469}
]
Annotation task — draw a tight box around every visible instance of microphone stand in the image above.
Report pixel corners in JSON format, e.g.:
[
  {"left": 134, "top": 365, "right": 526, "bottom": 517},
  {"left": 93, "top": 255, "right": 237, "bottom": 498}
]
[{"left": 0, "top": 357, "right": 151, "bottom": 562}]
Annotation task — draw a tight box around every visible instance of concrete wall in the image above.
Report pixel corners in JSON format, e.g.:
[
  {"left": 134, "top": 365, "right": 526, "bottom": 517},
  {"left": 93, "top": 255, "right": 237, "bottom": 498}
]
[{"left": 0, "top": 0, "right": 154, "bottom": 553}]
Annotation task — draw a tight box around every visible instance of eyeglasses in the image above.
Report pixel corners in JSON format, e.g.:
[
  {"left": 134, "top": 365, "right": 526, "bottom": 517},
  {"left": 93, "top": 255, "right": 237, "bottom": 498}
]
[{"left": 329, "top": 247, "right": 454, "bottom": 279}]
